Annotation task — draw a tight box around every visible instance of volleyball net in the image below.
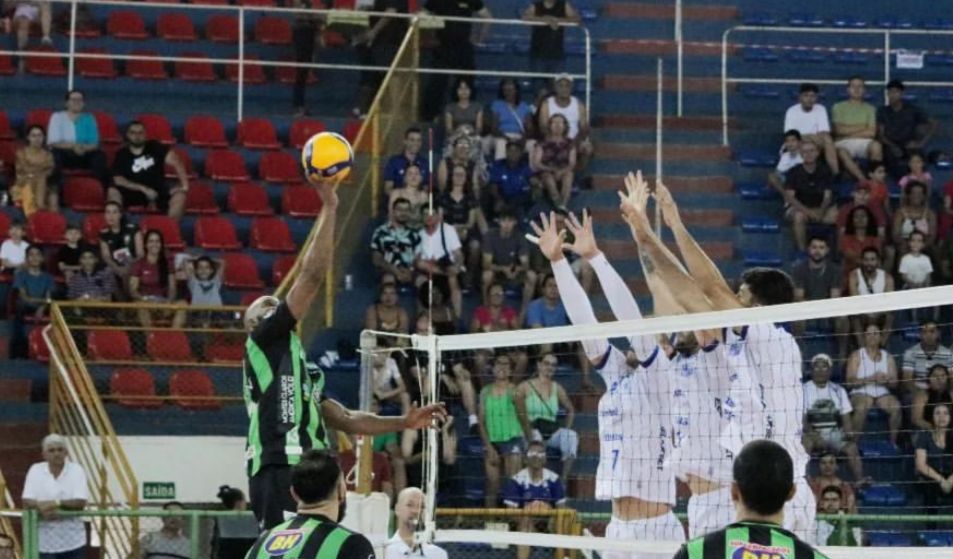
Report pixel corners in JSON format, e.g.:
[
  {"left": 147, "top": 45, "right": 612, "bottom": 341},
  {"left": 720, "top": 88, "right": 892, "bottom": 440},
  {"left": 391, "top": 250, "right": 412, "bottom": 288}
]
[{"left": 367, "top": 276, "right": 953, "bottom": 558}]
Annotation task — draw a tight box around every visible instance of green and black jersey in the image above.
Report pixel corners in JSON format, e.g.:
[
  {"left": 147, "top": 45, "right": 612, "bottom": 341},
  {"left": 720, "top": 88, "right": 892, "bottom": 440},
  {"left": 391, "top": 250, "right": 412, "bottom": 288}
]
[
  {"left": 672, "top": 521, "right": 830, "bottom": 559},
  {"left": 245, "top": 514, "right": 375, "bottom": 559},
  {"left": 243, "top": 301, "right": 329, "bottom": 477}
]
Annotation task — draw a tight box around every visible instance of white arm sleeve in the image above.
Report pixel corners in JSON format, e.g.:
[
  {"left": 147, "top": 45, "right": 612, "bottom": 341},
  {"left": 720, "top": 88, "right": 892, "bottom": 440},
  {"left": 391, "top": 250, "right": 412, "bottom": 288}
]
[
  {"left": 589, "top": 253, "right": 656, "bottom": 360},
  {"left": 551, "top": 257, "right": 608, "bottom": 361}
]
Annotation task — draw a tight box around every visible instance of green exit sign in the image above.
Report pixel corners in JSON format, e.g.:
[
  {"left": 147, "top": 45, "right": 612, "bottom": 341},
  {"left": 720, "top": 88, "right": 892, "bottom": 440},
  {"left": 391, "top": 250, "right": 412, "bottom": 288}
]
[{"left": 143, "top": 482, "right": 176, "bottom": 500}]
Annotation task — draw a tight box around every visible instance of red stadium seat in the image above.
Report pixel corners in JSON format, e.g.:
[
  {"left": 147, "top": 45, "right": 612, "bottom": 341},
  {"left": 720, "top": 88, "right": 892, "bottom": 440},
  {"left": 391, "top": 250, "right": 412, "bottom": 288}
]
[
  {"left": 254, "top": 16, "right": 292, "bottom": 45},
  {"left": 77, "top": 48, "right": 116, "bottom": 79},
  {"left": 194, "top": 216, "right": 241, "bottom": 250},
  {"left": 127, "top": 50, "right": 167, "bottom": 80},
  {"left": 0, "top": 141, "right": 16, "bottom": 180},
  {"left": 89, "top": 330, "right": 133, "bottom": 361},
  {"left": 193, "top": 0, "right": 230, "bottom": 4},
  {"left": 275, "top": 62, "right": 315, "bottom": 85},
  {"left": 67, "top": 21, "right": 101, "bottom": 38},
  {"left": 343, "top": 119, "right": 363, "bottom": 144},
  {"left": 281, "top": 185, "right": 322, "bottom": 217},
  {"left": 64, "top": 177, "right": 105, "bottom": 211},
  {"left": 27, "top": 211, "right": 67, "bottom": 245},
  {"left": 25, "top": 46, "right": 65, "bottom": 76},
  {"left": 82, "top": 213, "right": 107, "bottom": 244},
  {"left": 185, "top": 181, "right": 219, "bottom": 214},
  {"left": 204, "top": 150, "right": 249, "bottom": 181},
  {"left": 185, "top": 115, "right": 228, "bottom": 148},
  {"left": 322, "top": 29, "right": 347, "bottom": 48},
  {"left": 223, "top": 253, "right": 264, "bottom": 288},
  {"left": 137, "top": 113, "right": 175, "bottom": 145},
  {"left": 227, "top": 182, "right": 273, "bottom": 216},
  {"left": 110, "top": 368, "right": 162, "bottom": 409},
  {"left": 237, "top": 118, "right": 281, "bottom": 150},
  {"left": 0, "top": 114, "right": 10, "bottom": 141},
  {"left": 206, "top": 14, "right": 239, "bottom": 43},
  {"left": 166, "top": 147, "right": 197, "bottom": 179},
  {"left": 239, "top": 0, "right": 276, "bottom": 6},
  {"left": 175, "top": 52, "right": 216, "bottom": 82},
  {"left": 28, "top": 327, "right": 50, "bottom": 362},
  {"left": 107, "top": 11, "right": 149, "bottom": 40},
  {"left": 225, "top": 57, "right": 267, "bottom": 85},
  {"left": 272, "top": 254, "right": 296, "bottom": 285},
  {"left": 0, "top": 212, "right": 9, "bottom": 239},
  {"left": 250, "top": 217, "right": 295, "bottom": 252},
  {"left": 258, "top": 151, "right": 300, "bottom": 183},
  {"left": 206, "top": 334, "right": 244, "bottom": 362},
  {"left": 147, "top": 331, "right": 192, "bottom": 362},
  {"left": 239, "top": 291, "right": 267, "bottom": 306},
  {"left": 94, "top": 112, "right": 121, "bottom": 146},
  {"left": 0, "top": 53, "right": 15, "bottom": 76},
  {"left": 170, "top": 370, "right": 220, "bottom": 410},
  {"left": 157, "top": 13, "right": 197, "bottom": 41},
  {"left": 25, "top": 109, "right": 52, "bottom": 131},
  {"left": 140, "top": 215, "right": 185, "bottom": 250},
  {"left": 289, "top": 119, "right": 326, "bottom": 149}
]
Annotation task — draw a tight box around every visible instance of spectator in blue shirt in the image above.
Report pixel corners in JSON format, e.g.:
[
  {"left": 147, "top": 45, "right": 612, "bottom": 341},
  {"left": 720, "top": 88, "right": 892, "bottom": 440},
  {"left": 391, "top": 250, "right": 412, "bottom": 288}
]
[
  {"left": 525, "top": 273, "right": 568, "bottom": 328},
  {"left": 502, "top": 440, "right": 566, "bottom": 559},
  {"left": 489, "top": 79, "right": 536, "bottom": 160},
  {"left": 488, "top": 141, "right": 538, "bottom": 219},
  {"left": 46, "top": 90, "right": 109, "bottom": 185},
  {"left": 10, "top": 245, "right": 54, "bottom": 359},
  {"left": 383, "top": 127, "right": 429, "bottom": 199}
]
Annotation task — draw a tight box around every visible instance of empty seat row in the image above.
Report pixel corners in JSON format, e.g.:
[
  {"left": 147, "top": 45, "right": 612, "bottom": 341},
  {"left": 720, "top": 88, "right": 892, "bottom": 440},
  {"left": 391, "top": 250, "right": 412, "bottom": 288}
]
[
  {"left": 110, "top": 368, "right": 220, "bottom": 410},
  {"left": 87, "top": 329, "right": 242, "bottom": 362},
  {"left": 105, "top": 12, "right": 292, "bottom": 43},
  {"left": 742, "top": 12, "right": 953, "bottom": 30}
]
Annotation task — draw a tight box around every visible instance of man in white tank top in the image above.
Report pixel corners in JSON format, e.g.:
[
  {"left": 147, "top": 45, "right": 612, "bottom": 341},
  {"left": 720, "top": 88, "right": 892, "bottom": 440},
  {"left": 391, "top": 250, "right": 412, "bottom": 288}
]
[
  {"left": 538, "top": 74, "right": 593, "bottom": 169},
  {"left": 531, "top": 212, "right": 684, "bottom": 557},
  {"left": 847, "top": 247, "right": 895, "bottom": 348}
]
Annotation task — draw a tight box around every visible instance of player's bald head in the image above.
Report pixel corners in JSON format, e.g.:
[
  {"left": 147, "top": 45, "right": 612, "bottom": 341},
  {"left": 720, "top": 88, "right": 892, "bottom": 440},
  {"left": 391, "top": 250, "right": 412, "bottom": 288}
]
[{"left": 244, "top": 295, "right": 280, "bottom": 332}]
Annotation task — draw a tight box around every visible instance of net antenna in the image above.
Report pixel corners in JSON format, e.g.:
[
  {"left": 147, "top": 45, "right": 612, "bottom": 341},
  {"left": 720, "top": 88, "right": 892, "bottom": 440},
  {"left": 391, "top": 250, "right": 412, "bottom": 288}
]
[{"left": 655, "top": 57, "right": 663, "bottom": 237}]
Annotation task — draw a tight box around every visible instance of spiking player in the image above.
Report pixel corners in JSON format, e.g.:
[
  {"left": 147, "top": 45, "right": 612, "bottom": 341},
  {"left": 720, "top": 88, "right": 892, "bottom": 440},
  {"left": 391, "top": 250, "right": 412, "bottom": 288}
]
[{"left": 530, "top": 211, "right": 685, "bottom": 556}]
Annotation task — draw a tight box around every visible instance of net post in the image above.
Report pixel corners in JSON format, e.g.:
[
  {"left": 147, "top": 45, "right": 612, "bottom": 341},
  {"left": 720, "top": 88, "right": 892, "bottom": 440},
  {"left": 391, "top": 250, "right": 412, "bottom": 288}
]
[
  {"left": 189, "top": 510, "right": 201, "bottom": 559},
  {"left": 420, "top": 332, "right": 440, "bottom": 548},
  {"left": 357, "top": 330, "right": 378, "bottom": 494}
]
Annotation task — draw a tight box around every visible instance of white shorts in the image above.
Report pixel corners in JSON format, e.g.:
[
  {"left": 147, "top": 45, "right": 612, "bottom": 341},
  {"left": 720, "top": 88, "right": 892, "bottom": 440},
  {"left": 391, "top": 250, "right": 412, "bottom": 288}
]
[
  {"left": 850, "top": 385, "right": 890, "bottom": 399},
  {"left": 533, "top": 427, "right": 579, "bottom": 460},
  {"left": 687, "top": 486, "right": 735, "bottom": 539},
  {"left": 783, "top": 477, "right": 817, "bottom": 544},
  {"left": 602, "top": 513, "right": 686, "bottom": 559},
  {"left": 835, "top": 138, "right": 872, "bottom": 159},
  {"left": 14, "top": 3, "right": 40, "bottom": 21}
]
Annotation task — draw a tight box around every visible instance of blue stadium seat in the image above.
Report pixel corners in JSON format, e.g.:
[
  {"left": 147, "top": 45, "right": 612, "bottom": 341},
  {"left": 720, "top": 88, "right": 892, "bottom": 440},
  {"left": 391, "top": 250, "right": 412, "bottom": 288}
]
[
  {"left": 866, "top": 532, "right": 913, "bottom": 547},
  {"left": 740, "top": 85, "right": 782, "bottom": 99},
  {"left": 860, "top": 484, "right": 906, "bottom": 506},
  {"left": 789, "top": 49, "right": 827, "bottom": 63},
  {"left": 834, "top": 51, "right": 869, "bottom": 65},
  {"left": 936, "top": 158, "right": 953, "bottom": 170},
  {"left": 742, "top": 13, "right": 779, "bottom": 26},
  {"left": 924, "top": 18, "right": 953, "bottom": 30},
  {"left": 574, "top": 0, "right": 597, "bottom": 22},
  {"left": 858, "top": 439, "right": 900, "bottom": 457},
  {"left": 459, "top": 436, "right": 484, "bottom": 457},
  {"left": 474, "top": 40, "right": 509, "bottom": 54},
  {"left": 920, "top": 531, "right": 953, "bottom": 546},
  {"left": 741, "top": 217, "right": 780, "bottom": 233},
  {"left": 930, "top": 90, "right": 953, "bottom": 103},
  {"left": 927, "top": 54, "right": 953, "bottom": 66},
  {"left": 788, "top": 13, "right": 825, "bottom": 27},
  {"left": 735, "top": 149, "right": 778, "bottom": 168},
  {"left": 874, "top": 17, "right": 914, "bottom": 29},
  {"left": 832, "top": 16, "right": 868, "bottom": 28},
  {"left": 743, "top": 47, "right": 779, "bottom": 62},
  {"left": 737, "top": 182, "right": 778, "bottom": 200},
  {"left": 743, "top": 250, "right": 783, "bottom": 267}
]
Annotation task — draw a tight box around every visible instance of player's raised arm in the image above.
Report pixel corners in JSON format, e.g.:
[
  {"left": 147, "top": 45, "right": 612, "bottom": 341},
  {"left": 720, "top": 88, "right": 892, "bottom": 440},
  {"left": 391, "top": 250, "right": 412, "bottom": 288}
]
[{"left": 285, "top": 180, "right": 339, "bottom": 320}]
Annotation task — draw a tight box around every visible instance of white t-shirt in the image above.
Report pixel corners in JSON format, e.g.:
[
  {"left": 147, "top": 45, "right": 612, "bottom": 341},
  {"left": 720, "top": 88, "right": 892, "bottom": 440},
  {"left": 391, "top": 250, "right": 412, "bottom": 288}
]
[
  {"left": 784, "top": 104, "right": 831, "bottom": 136},
  {"left": 414, "top": 223, "right": 462, "bottom": 263},
  {"left": 0, "top": 239, "right": 29, "bottom": 268},
  {"left": 803, "top": 380, "right": 853, "bottom": 431},
  {"left": 22, "top": 461, "right": 89, "bottom": 553},
  {"left": 899, "top": 253, "right": 933, "bottom": 285},
  {"left": 373, "top": 358, "right": 402, "bottom": 393},
  {"left": 385, "top": 532, "right": 449, "bottom": 559},
  {"left": 777, "top": 148, "right": 804, "bottom": 174}
]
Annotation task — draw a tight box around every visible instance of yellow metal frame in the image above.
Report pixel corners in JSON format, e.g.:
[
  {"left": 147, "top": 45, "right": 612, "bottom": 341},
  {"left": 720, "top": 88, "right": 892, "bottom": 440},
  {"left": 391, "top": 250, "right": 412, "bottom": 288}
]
[{"left": 0, "top": 466, "right": 22, "bottom": 559}]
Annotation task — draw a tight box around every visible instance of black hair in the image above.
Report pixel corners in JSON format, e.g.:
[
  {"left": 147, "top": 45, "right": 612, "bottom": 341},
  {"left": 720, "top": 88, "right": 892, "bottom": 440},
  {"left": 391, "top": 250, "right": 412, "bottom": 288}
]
[
  {"left": 217, "top": 485, "right": 246, "bottom": 509},
  {"left": 799, "top": 83, "right": 819, "bottom": 94},
  {"left": 144, "top": 229, "right": 170, "bottom": 288},
  {"left": 847, "top": 75, "right": 865, "bottom": 85},
  {"left": 25, "top": 245, "right": 43, "bottom": 258},
  {"left": 404, "top": 126, "right": 422, "bottom": 138},
  {"left": 449, "top": 163, "right": 470, "bottom": 189},
  {"left": 820, "top": 485, "right": 843, "bottom": 499},
  {"left": 65, "top": 89, "right": 84, "bottom": 101},
  {"left": 844, "top": 205, "right": 878, "bottom": 238},
  {"left": 195, "top": 255, "right": 216, "bottom": 275},
  {"left": 861, "top": 246, "right": 881, "bottom": 260},
  {"left": 291, "top": 449, "right": 342, "bottom": 504},
  {"left": 547, "top": 113, "right": 570, "bottom": 138},
  {"left": 807, "top": 233, "right": 829, "bottom": 247},
  {"left": 886, "top": 79, "right": 905, "bottom": 91},
  {"left": 733, "top": 439, "right": 794, "bottom": 516},
  {"left": 450, "top": 76, "right": 475, "bottom": 103},
  {"left": 783, "top": 129, "right": 802, "bottom": 141},
  {"left": 162, "top": 501, "right": 184, "bottom": 510},
  {"left": 417, "top": 280, "right": 447, "bottom": 308},
  {"left": 904, "top": 180, "right": 928, "bottom": 203},
  {"left": 126, "top": 120, "right": 145, "bottom": 134},
  {"left": 497, "top": 207, "right": 517, "bottom": 221},
  {"left": 26, "top": 124, "right": 46, "bottom": 137},
  {"left": 908, "top": 230, "right": 927, "bottom": 243},
  {"left": 497, "top": 77, "right": 522, "bottom": 105},
  {"left": 740, "top": 267, "right": 794, "bottom": 306},
  {"left": 868, "top": 160, "right": 886, "bottom": 174},
  {"left": 392, "top": 196, "right": 411, "bottom": 210}
]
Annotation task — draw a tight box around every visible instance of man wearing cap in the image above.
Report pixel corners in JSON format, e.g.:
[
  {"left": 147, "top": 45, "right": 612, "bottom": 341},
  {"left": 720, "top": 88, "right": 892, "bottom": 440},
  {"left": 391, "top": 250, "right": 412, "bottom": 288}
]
[
  {"left": 877, "top": 79, "right": 937, "bottom": 178},
  {"left": 537, "top": 74, "right": 593, "bottom": 171},
  {"left": 802, "top": 354, "right": 866, "bottom": 483},
  {"left": 832, "top": 76, "right": 882, "bottom": 182},
  {"left": 783, "top": 83, "right": 839, "bottom": 177},
  {"left": 243, "top": 179, "right": 447, "bottom": 530}
]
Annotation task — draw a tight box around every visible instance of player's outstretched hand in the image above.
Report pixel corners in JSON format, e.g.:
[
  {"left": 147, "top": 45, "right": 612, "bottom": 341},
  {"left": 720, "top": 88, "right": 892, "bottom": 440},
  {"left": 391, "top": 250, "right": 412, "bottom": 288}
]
[
  {"left": 529, "top": 211, "right": 568, "bottom": 262},
  {"left": 619, "top": 170, "right": 652, "bottom": 233},
  {"left": 308, "top": 176, "right": 340, "bottom": 210},
  {"left": 654, "top": 181, "right": 682, "bottom": 229},
  {"left": 565, "top": 210, "right": 601, "bottom": 261},
  {"left": 403, "top": 402, "right": 449, "bottom": 430}
]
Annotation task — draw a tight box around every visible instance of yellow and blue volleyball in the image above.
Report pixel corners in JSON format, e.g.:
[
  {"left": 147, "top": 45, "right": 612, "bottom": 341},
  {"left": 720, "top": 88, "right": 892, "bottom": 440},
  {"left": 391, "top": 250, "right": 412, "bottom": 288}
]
[{"left": 301, "top": 131, "right": 353, "bottom": 181}]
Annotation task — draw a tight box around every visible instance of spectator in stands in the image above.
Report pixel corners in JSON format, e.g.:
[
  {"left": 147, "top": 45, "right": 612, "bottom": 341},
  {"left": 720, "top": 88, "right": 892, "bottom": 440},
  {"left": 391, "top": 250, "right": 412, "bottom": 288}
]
[
  {"left": 137, "top": 502, "right": 189, "bottom": 559},
  {"left": 479, "top": 352, "right": 528, "bottom": 507},
  {"left": 860, "top": 161, "right": 890, "bottom": 218},
  {"left": 0, "top": 533, "right": 13, "bottom": 559},
  {"left": 489, "top": 140, "right": 537, "bottom": 218},
  {"left": 412, "top": 311, "right": 479, "bottom": 431},
  {"left": 383, "top": 127, "right": 429, "bottom": 197},
  {"left": 109, "top": 121, "right": 188, "bottom": 220},
  {"left": 130, "top": 229, "right": 184, "bottom": 328},
  {"left": 878, "top": 79, "right": 937, "bottom": 179},
  {"left": 523, "top": 0, "right": 580, "bottom": 93},
  {"left": 11, "top": 0, "right": 52, "bottom": 71},
  {"left": 182, "top": 255, "right": 224, "bottom": 307},
  {"left": 839, "top": 205, "right": 884, "bottom": 277},
  {"left": 808, "top": 452, "right": 857, "bottom": 513},
  {"left": 516, "top": 352, "right": 577, "bottom": 480},
  {"left": 525, "top": 273, "right": 568, "bottom": 329},
  {"left": 22, "top": 434, "right": 89, "bottom": 559},
  {"left": 802, "top": 354, "right": 866, "bottom": 483},
  {"left": 369, "top": 396, "right": 406, "bottom": 494},
  {"left": 847, "top": 248, "right": 895, "bottom": 343},
  {"left": 372, "top": 350, "right": 410, "bottom": 416},
  {"left": 57, "top": 225, "right": 88, "bottom": 281},
  {"left": 352, "top": 0, "right": 408, "bottom": 118},
  {"left": 445, "top": 77, "right": 483, "bottom": 139},
  {"left": 67, "top": 248, "right": 115, "bottom": 302},
  {"left": 14, "top": 124, "right": 55, "bottom": 214},
  {"left": 503, "top": 440, "right": 567, "bottom": 559},
  {"left": 420, "top": 0, "right": 491, "bottom": 121},
  {"left": 439, "top": 164, "right": 484, "bottom": 287},
  {"left": 291, "top": 0, "right": 330, "bottom": 117},
  {"left": 371, "top": 197, "right": 420, "bottom": 285},
  {"left": 436, "top": 135, "right": 480, "bottom": 195},
  {"left": 784, "top": 139, "right": 836, "bottom": 252},
  {"left": 791, "top": 236, "right": 847, "bottom": 354},
  {"left": 418, "top": 278, "right": 459, "bottom": 337},
  {"left": 767, "top": 129, "right": 803, "bottom": 196},
  {"left": 847, "top": 322, "right": 901, "bottom": 446},
  {"left": 903, "top": 322, "right": 953, "bottom": 399},
  {"left": 402, "top": 411, "right": 459, "bottom": 495},
  {"left": 899, "top": 230, "right": 934, "bottom": 288},
  {"left": 388, "top": 163, "right": 427, "bottom": 229},
  {"left": 533, "top": 114, "right": 576, "bottom": 211},
  {"left": 0, "top": 221, "right": 28, "bottom": 272},
  {"left": 783, "top": 83, "right": 839, "bottom": 176},
  {"left": 836, "top": 183, "right": 891, "bottom": 270},
  {"left": 386, "top": 488, "right": 449, "bottom": 559},
  {"left": 898, "top": 152, "right": 933, "bottom": 193},
  {"left": 939, "top": 177, "right": 953, "bottom": 244},
  {"left": 471, "top": 282, "right": 519, "bottom": 332},
  {"left": 814, "top": 485, "right": 861, "bottom": 546},
  {"left": 9, "top": 245, "right": 52, "bottom": 358},
  {"left": 893, "top": 181, "right": 937, "bottom": 256},
  {"left": 912, "top": 364, "right": 953, "bottom": 432},
  {"left": 832, "top": 76, "right": 882, "bottom": 182},
  {"left": 99, "top": 201, "right": 143, "bottom": 290},
  {"left": 537, "top": 74, "right": 592, "bottom": 172},
  {"left": 364, "top": 282, "right": 410, "bottom": 342},
  {"left": 337, "top": 432, "right": 394, "bottom": 500},
  {"left": 481, "top": 208, "right": 536, "bottom": 308},
  {"left": 415, "top": 209, "right": 464, "bottom": 318},
  {"left": 490, "top": 79, "right": 536, "bottom": 160},
  {"left": 47, "top": 90, "right": 108, "bottom": 185},
  {"left": 216, "top": 485, "right": 247, "bottom": 510},
  {"left": 914, "top": 402, "right": 953, "bottom": 515}
]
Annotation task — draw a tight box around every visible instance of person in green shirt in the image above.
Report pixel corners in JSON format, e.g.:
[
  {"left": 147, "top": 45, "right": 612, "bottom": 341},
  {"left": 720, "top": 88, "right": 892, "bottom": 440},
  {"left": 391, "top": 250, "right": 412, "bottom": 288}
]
[
  {"left": 672, "top": 440, "right": 830, "bottom": 559},
  {"left": 832, "top": 76, "right": 883, "bottom": 182}
]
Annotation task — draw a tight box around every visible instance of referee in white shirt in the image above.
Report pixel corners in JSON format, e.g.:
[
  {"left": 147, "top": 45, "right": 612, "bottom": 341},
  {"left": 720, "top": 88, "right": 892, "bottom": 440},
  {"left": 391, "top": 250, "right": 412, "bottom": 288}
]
[
  {"left": 385, "top": 488, "right": 448, "bottom": 559},
  {"left": 21, "top": 434, "right": 89, "bottom": 559}
]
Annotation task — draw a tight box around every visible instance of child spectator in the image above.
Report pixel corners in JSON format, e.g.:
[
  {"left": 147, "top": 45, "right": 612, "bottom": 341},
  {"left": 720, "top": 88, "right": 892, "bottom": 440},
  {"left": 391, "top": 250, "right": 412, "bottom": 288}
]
[
  {"left": 67, "top": 248, "right": 115, "bottom": 302},
  {"left": 899, "top": 152, "right": 933, "bottom": 192},
  {"left": 10, "top": 246, "right": 53, "bottom": 358},
  {"left": 767, "top": 129, "right": 803, "bottom": 195},
  {"left": 184, "top": 255, "right": 224, "bottom": 307},
  {"left": 57, "top": 224, "right": 88, "bottom": 281},
  {"left": 860, "top": 161, "right": 891, "bottom": 219},
  {"left": 14, "top": 125, "right": 55, "bottom": 215},
  {"left": 900, "top": 230, "right": 933, "bottom": 288},
  {"left": 892, "top": 181, "right": 936, "bottom": 255},
  {"left": 0, "top": 221, "right": 29, "bottom": 272}
]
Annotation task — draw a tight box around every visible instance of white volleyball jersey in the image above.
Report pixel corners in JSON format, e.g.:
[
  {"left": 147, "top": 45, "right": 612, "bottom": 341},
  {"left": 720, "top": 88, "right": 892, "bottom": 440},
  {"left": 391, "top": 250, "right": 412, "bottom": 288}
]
[{"left": 594, "top": 343, "right": 676, "bottom": 504}]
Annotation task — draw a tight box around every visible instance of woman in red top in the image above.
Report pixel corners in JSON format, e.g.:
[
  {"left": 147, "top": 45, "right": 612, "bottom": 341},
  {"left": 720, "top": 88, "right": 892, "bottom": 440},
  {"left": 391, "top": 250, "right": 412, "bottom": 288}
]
[
  {"left": 470, "top": 282, "right": 527, "bottom": 379},
  {"left": 840, "top": 205, "right": 884, "bottom": 279},
  {"left": 130, "top": 229, "right": 183, "bottom": 328},
  {"left": 532, "top": 114, "right": 576, "bottom": 211}
]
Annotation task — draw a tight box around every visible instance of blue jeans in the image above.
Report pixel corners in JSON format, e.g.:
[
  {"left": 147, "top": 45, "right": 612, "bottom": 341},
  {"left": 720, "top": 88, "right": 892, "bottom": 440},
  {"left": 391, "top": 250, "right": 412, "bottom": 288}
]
[{"left": 40, "top": 546, "right": 86, "bottom": 559}]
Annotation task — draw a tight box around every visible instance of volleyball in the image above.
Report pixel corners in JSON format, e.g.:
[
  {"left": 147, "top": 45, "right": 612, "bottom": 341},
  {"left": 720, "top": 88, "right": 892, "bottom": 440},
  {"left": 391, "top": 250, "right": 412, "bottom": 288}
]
[{"left": 301, "top": 131, "right": 353, "bottom": 182}]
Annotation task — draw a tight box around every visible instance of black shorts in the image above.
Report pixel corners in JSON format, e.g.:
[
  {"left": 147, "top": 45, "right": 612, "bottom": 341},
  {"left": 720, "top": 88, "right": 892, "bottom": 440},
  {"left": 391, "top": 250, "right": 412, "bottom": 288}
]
[
  {"left": 119, "top": 187, "right": 170, "bottom": 212},
  {"left": 249, "top": 464, "right": 295, "bottom": 530}
]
